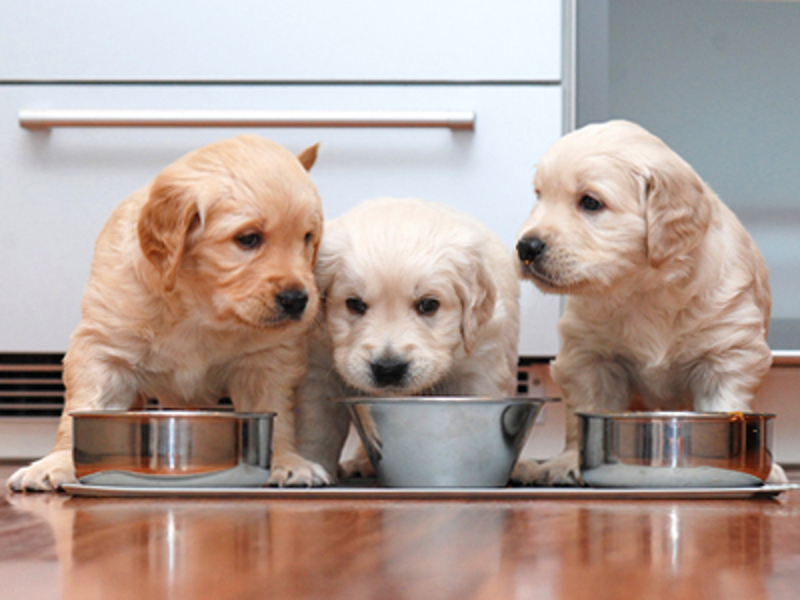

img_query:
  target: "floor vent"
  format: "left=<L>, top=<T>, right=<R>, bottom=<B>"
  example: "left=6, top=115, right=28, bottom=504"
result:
left=0, top=353, right=65, bottom=417
left=0, top=353, right=238, bottom=417
left=0, top=353, right=556, bottom=417
left=516, top=357, right=556, bottom=398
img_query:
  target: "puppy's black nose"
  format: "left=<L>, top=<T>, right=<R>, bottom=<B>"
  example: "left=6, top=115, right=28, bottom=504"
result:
left=516, top=237, right=547, bottom=264
left=276, top=288, right=309, bottom=319
left=371, top=358, right=409, bottom=388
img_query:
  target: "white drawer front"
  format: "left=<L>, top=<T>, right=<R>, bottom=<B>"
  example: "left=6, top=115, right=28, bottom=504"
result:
left=0, top=1, right=561, bottom=83
left=1, top=84, right=561, bottom=355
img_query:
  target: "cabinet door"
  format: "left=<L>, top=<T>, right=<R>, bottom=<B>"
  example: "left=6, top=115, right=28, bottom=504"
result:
left=1, top=84, right=561, bottom=354
left=0, top=1, right=561, bottom=83
left=755, top=365, right=800, bottom=463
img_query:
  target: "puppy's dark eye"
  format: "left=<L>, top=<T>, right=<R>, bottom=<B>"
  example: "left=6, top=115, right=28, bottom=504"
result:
left=579, top=195, right=604, bottom=212
left=346, top=297, right=367, bottom=316
left=235, top=232, right=263, bottom=250
left=304, top=232, right=313, bottom=245
left=415, top=297, right=440, bottom=316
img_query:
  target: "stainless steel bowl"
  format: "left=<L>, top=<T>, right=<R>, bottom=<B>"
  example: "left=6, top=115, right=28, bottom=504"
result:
left=72, top=410, right=274, bottom=485
left=579, top=412, right=776, bottom=488
left=340, top=397, right=552, bottom=488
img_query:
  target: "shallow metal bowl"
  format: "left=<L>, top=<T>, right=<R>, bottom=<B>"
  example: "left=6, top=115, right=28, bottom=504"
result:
left=579, top=412, right=776, bottom=488
left=340, top=397, right=552, bottom=488
left=72, top=410, right=274, bottom=485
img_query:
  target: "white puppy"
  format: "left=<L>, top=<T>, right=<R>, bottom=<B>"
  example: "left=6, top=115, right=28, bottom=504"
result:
left=297, top=197, right=521, bottom=480
left=9, top=135, right=329, bottom=491
left=514, top=120, right=782, bottom=485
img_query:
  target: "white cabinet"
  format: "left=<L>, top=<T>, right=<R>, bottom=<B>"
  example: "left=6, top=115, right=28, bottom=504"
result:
left=1, top=84, right=563, bottom=353
left=0, top=1, right=561, bottom=82
left=0, top=1, right=565, bottom=357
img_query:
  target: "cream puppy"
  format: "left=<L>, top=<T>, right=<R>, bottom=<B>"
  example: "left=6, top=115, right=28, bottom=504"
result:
left=514, top=120, right=782, bottom=485
left=297, top=197, right=521, bottom=480
left=9, top=135, right=328, bottom=491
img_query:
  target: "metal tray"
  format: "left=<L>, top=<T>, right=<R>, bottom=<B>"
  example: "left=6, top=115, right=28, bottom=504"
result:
left=62, top=481, right=798, bottom=500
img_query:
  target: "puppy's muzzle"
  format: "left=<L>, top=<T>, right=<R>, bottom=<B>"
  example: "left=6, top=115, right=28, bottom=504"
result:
left=516, top=236, right=547, bottom=266
left=275, top=288, right=309, bottom=320
left=370, top=357, right=409, bottom=388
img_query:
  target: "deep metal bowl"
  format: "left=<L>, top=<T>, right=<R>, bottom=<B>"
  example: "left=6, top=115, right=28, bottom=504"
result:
left=579, top=412, right=776, bottom=488
left=340, top=397, right=552, bottom=488
left=71, top=410, right=274, bottom=485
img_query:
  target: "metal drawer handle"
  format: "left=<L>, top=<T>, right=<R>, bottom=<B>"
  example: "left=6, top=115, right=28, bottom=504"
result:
left=19, top=109, right=475, bottom=131
left=772, top=351, right=800, bottom=366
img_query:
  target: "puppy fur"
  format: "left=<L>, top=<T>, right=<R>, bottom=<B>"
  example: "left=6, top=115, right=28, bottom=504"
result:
left=9, top=135, right=328, bottom=491
left=514, top=120, right=782, bottom=485
left=296, top=197, right=521, bottom=481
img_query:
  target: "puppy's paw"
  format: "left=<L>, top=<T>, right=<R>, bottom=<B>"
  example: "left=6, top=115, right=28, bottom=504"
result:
left=7, top=450, right=75, bottom=492
left=268, top=453, right=334, bottom=487
left=339, top=457, right=376, bottom=479
left=767, top=462, right=789, bottom=485
left=511, top=450, right=584, bottom=487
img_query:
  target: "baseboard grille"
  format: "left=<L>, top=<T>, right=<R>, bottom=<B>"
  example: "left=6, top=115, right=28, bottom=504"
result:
left=0, top=353, right=65, bottom=417
left=0, top=353, right=556, bottom=418
left=516, top=357, right=557, bottom=397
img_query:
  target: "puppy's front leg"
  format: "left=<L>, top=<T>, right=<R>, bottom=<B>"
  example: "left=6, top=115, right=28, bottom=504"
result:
left=338, top=443, right=377, bottom=479
left=7, top=347, right=140, bottom=492
left=690, top=350, right=769, bottom=415
left=7, top=413, right=76, bottom=492
left=269, top=399, right=333, bottom=487
left=690, top=347, right=787, bottom=483
left=231, top=346, right=332, bottom=487
left=512, top=352, right=631, bottom=486
left=296, top=351, right=352, bottom=483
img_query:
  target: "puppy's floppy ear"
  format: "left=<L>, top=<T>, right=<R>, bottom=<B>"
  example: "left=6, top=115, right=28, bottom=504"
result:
left=454, top=253, right=497, bottom=354
left=312, top=222, right=342, bottom=314
left=297, top=143, right=320, bottom=172
left=138, top=174, right=201, bottom=292
left=313, top=252, right=338, bottom=300
left=644, top=155, right=712, bottom=268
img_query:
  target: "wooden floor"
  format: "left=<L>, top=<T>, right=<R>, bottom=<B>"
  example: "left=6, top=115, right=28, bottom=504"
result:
left=2, top=465, right=800, bottom=600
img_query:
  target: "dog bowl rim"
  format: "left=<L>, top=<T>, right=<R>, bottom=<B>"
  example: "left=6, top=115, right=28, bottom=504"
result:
left=69, top=410, right=277, bottom=420
left=576, top=411, right=776, bottom=421
left=335, top=396, right=559, bottom=406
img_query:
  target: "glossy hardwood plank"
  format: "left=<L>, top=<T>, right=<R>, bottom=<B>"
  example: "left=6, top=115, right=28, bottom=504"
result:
left=2, top=465, right=800, bottom=600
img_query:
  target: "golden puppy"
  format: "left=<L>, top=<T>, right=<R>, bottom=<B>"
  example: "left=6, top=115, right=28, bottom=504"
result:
left=296, top=197, right=521, bottom=480
left=513, top=120, right=783, bottom=485
left=9, top=135, right=328, bottom=491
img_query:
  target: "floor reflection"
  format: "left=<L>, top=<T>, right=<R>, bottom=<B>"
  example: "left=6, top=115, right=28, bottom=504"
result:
left=377, top=505, right=511, bottom=599
left=0, top=493, right=63, bottom=600
left=577, top=503, right=771, bottom=574
left=496, top=500, right=778, bottom=599
left=6, top=493, right=516, bottom=599
left=8, top=493, right=280, bottom=598
left=5, top=490, right=792, bottom=600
